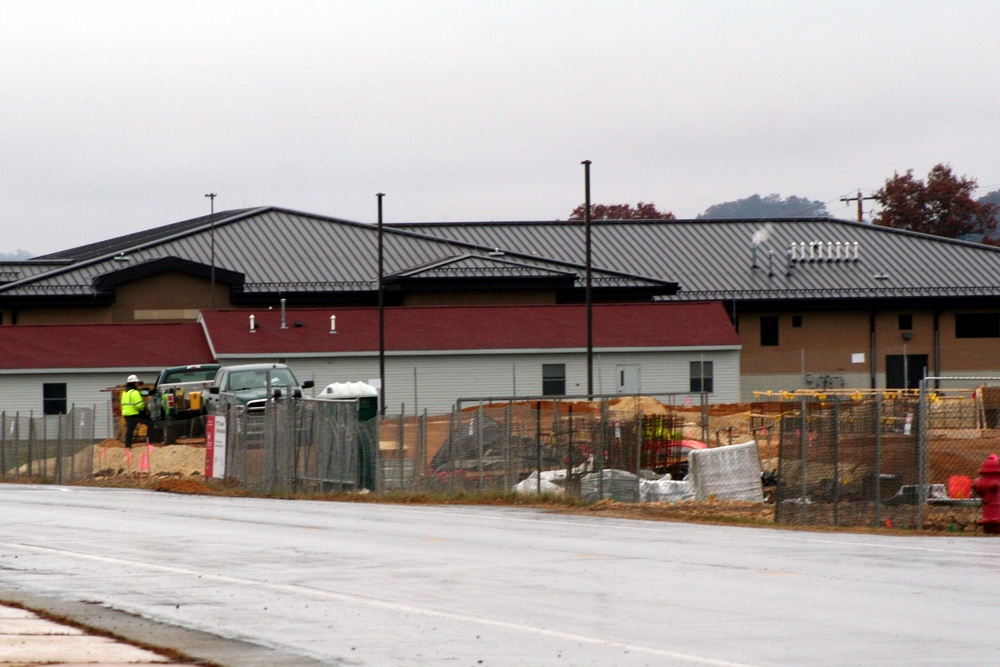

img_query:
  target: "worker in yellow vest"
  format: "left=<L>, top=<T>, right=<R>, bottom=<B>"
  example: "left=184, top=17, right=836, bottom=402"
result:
left=121, top=374, right=152, bottom=449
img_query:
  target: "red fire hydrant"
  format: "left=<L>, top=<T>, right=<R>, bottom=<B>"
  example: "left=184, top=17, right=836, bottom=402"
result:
left=973, top=454, right=1000, bottom=534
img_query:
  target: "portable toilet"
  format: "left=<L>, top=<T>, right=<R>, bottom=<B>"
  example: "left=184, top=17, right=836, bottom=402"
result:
left=318, top=381, right=379, bottom=490
left=319, top=381, right=379, bottom=420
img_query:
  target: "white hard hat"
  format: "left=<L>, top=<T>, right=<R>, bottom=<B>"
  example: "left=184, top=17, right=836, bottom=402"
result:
left=127, top=374, right=140, bottom=383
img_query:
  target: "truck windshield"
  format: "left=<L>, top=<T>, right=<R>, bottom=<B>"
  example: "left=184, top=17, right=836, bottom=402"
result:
left=229, top=369, right=297, bottom=391
left=162, top=368, right=218, bottom=383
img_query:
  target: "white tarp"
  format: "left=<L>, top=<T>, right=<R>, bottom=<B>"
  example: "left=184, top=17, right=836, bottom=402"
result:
left=513, top=470, right=565, bottom=496
left=641, top=477, right=695, bottom=503
left=687, top=441, right=764, bottom=502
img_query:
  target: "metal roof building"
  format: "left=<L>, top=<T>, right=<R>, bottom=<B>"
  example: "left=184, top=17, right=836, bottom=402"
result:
left=3, top=206, right=1000, bottom=397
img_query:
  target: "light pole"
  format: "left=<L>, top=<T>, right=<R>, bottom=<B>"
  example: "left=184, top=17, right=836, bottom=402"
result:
left=377, top=192, right=386, bottom=417
left=582, top=160, right=593, bottom=398
left=205, top=193, right=217, bottom=309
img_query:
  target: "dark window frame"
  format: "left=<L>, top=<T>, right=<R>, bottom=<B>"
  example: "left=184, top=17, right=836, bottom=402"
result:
left=956, top=313, right=1000, bottom=339
left=542, top=363, right=566, bottom=396
left=43, top=382, right=67, bottom=416
left=760, top=316, right=779, bottom=346
left=689, top=360, right=714, bottom=393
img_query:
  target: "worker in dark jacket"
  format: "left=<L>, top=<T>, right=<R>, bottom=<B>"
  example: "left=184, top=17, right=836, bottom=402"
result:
left=121, top=374, right=152, bottom=449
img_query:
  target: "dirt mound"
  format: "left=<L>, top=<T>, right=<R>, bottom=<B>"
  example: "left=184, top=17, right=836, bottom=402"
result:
left=152, top=478, right=217, bottom=495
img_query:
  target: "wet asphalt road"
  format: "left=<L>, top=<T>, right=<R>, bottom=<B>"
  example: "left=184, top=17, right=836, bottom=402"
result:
left=0, top=484, right=998, bottom=666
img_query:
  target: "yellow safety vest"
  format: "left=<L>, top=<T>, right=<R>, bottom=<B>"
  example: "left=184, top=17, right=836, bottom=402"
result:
left=121, top=388, right=145, bottom=416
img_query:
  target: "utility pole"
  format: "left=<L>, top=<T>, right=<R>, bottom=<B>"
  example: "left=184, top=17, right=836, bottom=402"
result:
left=377, top=192, right=386, bottom=417
left=582, top=160, right=593, bottom=399
left=205, top=193, right=217, bottom=309
left=840, top=190, right=878, bottom=223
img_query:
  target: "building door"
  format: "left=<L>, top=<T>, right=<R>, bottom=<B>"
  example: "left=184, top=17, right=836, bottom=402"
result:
left=616, top=365, right=641, bottom=393
left=886, top=354, right=928, bottom=389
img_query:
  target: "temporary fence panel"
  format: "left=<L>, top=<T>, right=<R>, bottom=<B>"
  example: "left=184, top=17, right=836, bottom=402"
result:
left=0, top=406, right=98, bottom=483
left=766, top=392, right=922, bottom=528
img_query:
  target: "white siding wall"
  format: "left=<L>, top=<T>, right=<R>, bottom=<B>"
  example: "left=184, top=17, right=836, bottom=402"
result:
left=221, top=348, right=741, bottom=415
left=0, top=371, right=131, bottom=439
left=0, top=349, right=740, bottom=438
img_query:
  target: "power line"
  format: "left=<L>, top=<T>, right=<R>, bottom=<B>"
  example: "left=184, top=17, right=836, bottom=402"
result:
left=840, top=190, right=878, bottom=222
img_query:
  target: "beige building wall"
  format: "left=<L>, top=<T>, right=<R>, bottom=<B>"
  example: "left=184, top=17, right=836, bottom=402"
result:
left=114, top=272, right=231, bottom=322
left=739, top=306, right=1000, bottom=399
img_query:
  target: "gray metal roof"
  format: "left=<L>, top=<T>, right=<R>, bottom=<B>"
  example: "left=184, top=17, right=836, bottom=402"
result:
left=0, top=207, right=669, bottom=299
left=8, top=208, right=998, bottom=304
left=391, top=218, right=1000, bottom=302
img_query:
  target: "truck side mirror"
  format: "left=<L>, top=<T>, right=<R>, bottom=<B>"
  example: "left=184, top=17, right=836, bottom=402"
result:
left=301, top=380, right=314, bottom=389
left=273, top=388, right=282, bottom=399
left=209, top=386, right=220, bottom=395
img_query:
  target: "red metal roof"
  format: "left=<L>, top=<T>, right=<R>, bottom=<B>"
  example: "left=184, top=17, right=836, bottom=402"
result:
left=0, top=323, right=215, bottom=371
left=200, top=302, right=740, bottom=355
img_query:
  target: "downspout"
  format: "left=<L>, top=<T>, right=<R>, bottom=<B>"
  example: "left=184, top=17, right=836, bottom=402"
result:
left=869, top=310, right=877, bottom=389
left=933, top=310, right=941, bottom=389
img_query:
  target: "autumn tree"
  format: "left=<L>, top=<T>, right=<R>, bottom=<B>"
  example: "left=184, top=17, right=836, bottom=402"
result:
left=569, top=202, right=675, bottom=221
left=697, top=194, right=829, bottom=219
left=873, top=164, right=997, bottom=240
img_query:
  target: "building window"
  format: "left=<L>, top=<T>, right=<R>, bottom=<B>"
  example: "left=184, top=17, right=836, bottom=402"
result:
left=542, top=363, right=566, bottom=396
left=899, top=314, right=913, bottom=330
left=43, top=383, right=67, bottom=415
left=792, top=315, right=802, bottom=328
left=956, top=313, right=1000, bottom=338
left=760, top=316, right=779, bottom=346
left=690, top=361, right=714, bottom=393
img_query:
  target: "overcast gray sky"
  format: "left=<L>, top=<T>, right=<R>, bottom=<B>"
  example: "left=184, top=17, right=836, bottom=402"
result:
left=3, top=0, right=999, bottom=255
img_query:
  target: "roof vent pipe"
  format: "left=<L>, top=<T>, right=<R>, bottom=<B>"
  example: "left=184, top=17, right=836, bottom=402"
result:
left=280, top=298, right=288, bottom=329
left=250, top=314, right=256, bottom=333
left=786, top=247, right=795, bottom=276
left=767, top=249, right=774, bottom=277
left=751, top=245, right=758, bottom=269
left=329, top=314, right=337, bottom=334
left=826, top=242, right=833, bottom=260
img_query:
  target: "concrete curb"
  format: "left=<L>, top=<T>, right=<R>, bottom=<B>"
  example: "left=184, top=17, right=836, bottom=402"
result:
left=0, top=588, right=331, bottom=667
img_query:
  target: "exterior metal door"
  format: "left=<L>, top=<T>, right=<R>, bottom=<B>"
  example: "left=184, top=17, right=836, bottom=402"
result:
left=616, top=365, right=641, bottom=393
left=886, top=354, right=928, bottom=389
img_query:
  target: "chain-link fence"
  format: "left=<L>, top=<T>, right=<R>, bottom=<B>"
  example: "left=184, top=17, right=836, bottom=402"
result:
left=0, top=407, right=99, bottom=483
left=219, top=397, right=377, bottom=494
left=6, top=384, right=997, bottom=533
left=374, top=393, right=715, bottom=501
left=757, top=379, right=1000, bottom=530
